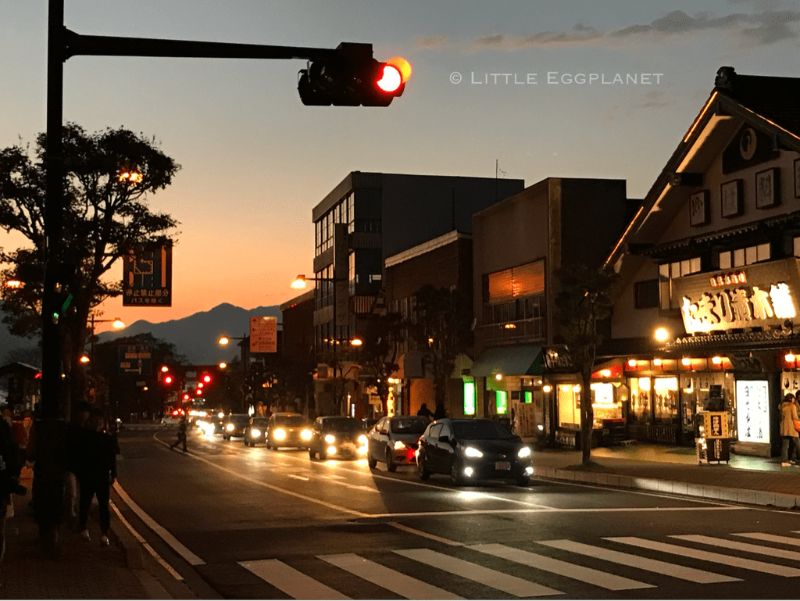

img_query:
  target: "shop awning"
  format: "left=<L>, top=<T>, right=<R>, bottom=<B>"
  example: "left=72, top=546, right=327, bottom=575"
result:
left=470, top=345, right=543, bottom=377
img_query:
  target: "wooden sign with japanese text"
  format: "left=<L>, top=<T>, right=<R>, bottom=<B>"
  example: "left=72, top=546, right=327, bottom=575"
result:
left=122, top=241, right=173, bottom=306
left=250, top=316, right=277, bottom=353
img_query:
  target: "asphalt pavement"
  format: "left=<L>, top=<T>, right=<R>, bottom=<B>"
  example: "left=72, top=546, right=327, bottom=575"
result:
left=4, top=425, right=800, bottom=599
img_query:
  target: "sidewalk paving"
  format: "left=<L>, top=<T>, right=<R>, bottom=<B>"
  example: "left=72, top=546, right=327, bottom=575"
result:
left=0, top=468, right=169, bottom=600
left=533, top=442, right=800, bottom=509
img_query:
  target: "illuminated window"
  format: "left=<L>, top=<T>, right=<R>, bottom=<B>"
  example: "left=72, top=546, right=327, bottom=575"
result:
left=659, top=257, right=701, bottom=309
left=495, top=390, right=508, bottom=415
left=719, top=244, right=770, bottom=269
left=463, top=381, right=476, bottom=416
left=524, top=390, right=533, bottom=404
left=486, top=260, right=545, bottom=303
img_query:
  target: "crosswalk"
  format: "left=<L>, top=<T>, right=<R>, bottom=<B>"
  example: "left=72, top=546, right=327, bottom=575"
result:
left=236, top=530, right=800, bottom=599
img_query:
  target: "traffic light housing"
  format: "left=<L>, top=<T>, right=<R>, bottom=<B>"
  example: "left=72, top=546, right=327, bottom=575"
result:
left=298, top=43, right=408, bottom=107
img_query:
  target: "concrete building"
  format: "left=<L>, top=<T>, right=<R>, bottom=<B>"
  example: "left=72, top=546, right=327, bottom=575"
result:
left=469, top=178, right=636, bottom=444
left=606, top=67, right=800, bottom=456
left=309, top=171, right=524, bottom=416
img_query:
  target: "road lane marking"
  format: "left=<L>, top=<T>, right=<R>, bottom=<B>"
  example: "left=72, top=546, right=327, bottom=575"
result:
left=539, top=539, right=738, bottom=584
left=320, top=553, right=459, bottom=599
left=393, top=548, right=562, bottom=597
left=109, top=501, right=185, bottom=581
left=671, top=534, right=800, bottom=562
left=388, top=522, right=464, bottom=546
left=735, top=532, right=800, bottom=547
left=469, top=543, right=653, bottom=591
left=113, top=482, right=206, bottom=566
left=288, top=474, right=309, bottom=481
left=607, top=537, right=800, bottom=577
left=240, top=559, right=349, bottom=600
left=368, top=506, right=745, bottom=518
left=152, top=433, right=369, bottom=518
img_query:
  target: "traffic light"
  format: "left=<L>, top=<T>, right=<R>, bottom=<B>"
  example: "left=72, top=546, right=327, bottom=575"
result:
left=298, top=43, right=409, bottom=107
left=163, top=374, right=174, bottom=386
left=202, top=374, right=212, bottom=384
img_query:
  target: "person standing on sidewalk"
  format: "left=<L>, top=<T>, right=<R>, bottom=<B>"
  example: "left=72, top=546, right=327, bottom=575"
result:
left=169, top=413, right=188, bottom=452
left=0, top=407, right=22, bottom=563
left=74, top=409, right=117, bottom=546
left=779, top=393, right=800, bottom=467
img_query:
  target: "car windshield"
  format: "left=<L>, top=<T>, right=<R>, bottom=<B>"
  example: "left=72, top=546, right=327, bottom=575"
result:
left=228, top=415, right=249, bottom=424
left=275, top=415, right=306, bottom=426
left=452, top=420, right=515, bottom=440
left=251, top=418, right=268, bottom=426
left=391, top=417, right=428, bottom=434
left=323, top=417, right=360, bottom=432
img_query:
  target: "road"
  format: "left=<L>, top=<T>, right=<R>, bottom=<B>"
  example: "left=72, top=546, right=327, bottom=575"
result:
left=113, top=427, right=800, bottom=599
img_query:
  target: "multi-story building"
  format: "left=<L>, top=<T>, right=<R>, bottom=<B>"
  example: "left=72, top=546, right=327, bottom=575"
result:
left=310, top=171, right=524, bottom=415
left=469, top=178, right=636, bottom=442
left=606, top=67, right=800, bottom=456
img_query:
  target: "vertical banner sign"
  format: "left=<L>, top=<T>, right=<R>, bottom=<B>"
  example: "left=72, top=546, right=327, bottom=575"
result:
left=122, top=241, right=173, bottom=306
left=250, top=316, right=277, bottom=353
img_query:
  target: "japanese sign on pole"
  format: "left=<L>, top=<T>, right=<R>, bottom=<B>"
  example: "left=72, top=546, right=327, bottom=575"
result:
left=122, top=241, right=173, bottom=306
left=250, top=316, right=277, bottom=353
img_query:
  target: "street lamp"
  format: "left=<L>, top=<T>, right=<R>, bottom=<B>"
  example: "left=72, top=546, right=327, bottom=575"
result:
left=88, top=314, right=125, bottom=366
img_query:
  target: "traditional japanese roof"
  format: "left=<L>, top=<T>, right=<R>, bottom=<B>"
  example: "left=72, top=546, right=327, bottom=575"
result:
left=605, top=66, right=800, bottom=270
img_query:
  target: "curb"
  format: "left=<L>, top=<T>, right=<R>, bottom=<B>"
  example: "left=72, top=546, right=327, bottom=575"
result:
left=534, top=466, right=800, bottom=509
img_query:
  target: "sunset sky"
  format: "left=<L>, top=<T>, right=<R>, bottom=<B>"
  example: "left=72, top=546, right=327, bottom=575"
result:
left=1, top=0, right=798, bottom=331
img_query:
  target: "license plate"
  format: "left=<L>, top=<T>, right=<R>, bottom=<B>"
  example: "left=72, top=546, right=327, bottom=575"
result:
left=495, top=461, right=511, bottom=471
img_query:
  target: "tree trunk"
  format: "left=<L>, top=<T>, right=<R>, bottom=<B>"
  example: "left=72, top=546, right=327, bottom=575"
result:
left=581, top=368, right=594, bottom=466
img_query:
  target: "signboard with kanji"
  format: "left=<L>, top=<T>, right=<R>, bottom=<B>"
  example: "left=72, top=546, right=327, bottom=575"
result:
left=122, top=241, right=173, bottom=306
left=702, top=411, right=730, bottom=439
left=250, top=316, right=277, bottom=353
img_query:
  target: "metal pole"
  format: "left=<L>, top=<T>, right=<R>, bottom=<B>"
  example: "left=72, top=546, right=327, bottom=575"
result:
left=42, top=0, right=65, bottom=420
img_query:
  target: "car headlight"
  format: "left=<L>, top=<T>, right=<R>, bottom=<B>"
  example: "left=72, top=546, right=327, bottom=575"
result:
left=218, top=411, right=225, bottom=419
left=324, top=434, right=336, bottom=444
left=300, top=428, right=312, bottom=441
left=225, top=423, right=234, bottom=432
left=274, top=428, right=287, bottom=441
left=463, top=446, right=483, bottom=458
left=517, top=446, right=532, bottom=459
left=358, top=434, right=368, bottom=445
left=250, top=428, right=262, bottom=438
left=393, top=440, right=406, bottom=450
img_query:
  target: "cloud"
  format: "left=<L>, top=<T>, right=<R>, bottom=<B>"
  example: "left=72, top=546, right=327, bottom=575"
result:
left=416, top=35, right=449, bottom=50
left=469, top=9, right=800, bottom=50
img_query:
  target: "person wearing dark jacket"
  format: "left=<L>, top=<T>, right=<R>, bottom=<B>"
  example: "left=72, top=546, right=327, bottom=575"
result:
left=74, top=410, right=117, bottom=546
left=0, top=411, right=22, bottom=562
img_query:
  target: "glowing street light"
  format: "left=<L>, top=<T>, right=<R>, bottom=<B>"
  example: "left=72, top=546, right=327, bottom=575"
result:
left=653, top=327, right=670, bottom=343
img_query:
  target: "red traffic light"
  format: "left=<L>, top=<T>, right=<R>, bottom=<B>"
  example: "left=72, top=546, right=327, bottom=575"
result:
left=163, top=375, right=174, bottom=385
left=376, top=64, right=402, bottom=93
left=202, top=374, right=212, bottom=384
left=182, top=393, right=190, bottom=401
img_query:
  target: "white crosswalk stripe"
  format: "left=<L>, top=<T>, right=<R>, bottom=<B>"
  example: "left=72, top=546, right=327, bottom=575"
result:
left=607, top=537, right=800, bottom=577
left=394, top=547, right=563, bottom=597
left=320, top=553, right=460, bottom=599
left=239, top=559, right=350, bottom=599
left=469, top=543, right=654, bottom=591
left=671, top=534, right=800, bottom=563
left=735, top=532, right=800, bottom=547
left=238, top=531, right=800, bottom=599
left=539, top=539, right=738, bottom=584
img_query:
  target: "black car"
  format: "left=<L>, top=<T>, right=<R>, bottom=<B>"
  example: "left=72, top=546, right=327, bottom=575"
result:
left=243, top=417, right=269, bottom=447
left=416, top=418, right=533, bottom=486
left=222, top=413, right=250, bottom=440
left=308, top=416, right=368, bottom=460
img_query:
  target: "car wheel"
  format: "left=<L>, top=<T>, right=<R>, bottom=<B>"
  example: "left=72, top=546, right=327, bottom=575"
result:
left=319, top=449, right=327, bottom=461
left=417, top=455, right=431, bottom=481
left=516, top=476, right=530, bottom=487
left=308, top=448, right=316, bottom=460
left=385, top=448, right=397, bottom=472
left=223, top=435, right=229, bottom=441
left=368, top=454, right=377, bottom=469
left=450, top=461, right=464, bottom=486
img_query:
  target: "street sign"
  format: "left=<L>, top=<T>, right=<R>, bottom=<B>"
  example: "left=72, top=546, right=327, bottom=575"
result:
left=702, top=411, right=730, bottom=439
left=122, top=241, right=173, bottom=306
left=250, top=316, right=277, bottom=353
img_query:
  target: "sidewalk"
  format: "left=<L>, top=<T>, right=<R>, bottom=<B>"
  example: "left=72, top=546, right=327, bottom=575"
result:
left=533, top=442, right=800, bottom=509
left=0, top=468, right=169, bottom=599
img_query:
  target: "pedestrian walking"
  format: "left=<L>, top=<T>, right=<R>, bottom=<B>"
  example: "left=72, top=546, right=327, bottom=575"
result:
left=74, top=410, right=117, bottom=546
left=416, top=403, right=433, bottom=421
left=779, top=393, right=800, bottom=467
left=170, top=413, right=188, bottom=452
left=65, top=402, right=92, bottom=526
left=0, top=407, right=23, bottom=563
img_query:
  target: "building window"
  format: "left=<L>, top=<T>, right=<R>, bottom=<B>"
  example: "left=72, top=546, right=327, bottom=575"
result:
left=658, top=257, right=701, bottom=309
left=719, top=243, right=770, bottom=269
left=495, top=390, right=508, bottom=415
left=463, top=381, right=476, bottom=416
left=486, top=260, right=545, bottom=303
left=634, top=279, right=659, bottom=309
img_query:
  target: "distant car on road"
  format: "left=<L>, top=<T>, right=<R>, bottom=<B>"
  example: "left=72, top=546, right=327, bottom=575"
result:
left=367, top=415, right=429, bottom=472
left=308, top=416, right=367, bottom=460
left=265, top=412, right=312, bottom=450
left=416, top=418, right=533, bottom=486
left=243, top=417, right=269, bottom=447
left=222, top=413, right=250, bottom=440
left=160, top=410, right=184, bottom=428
